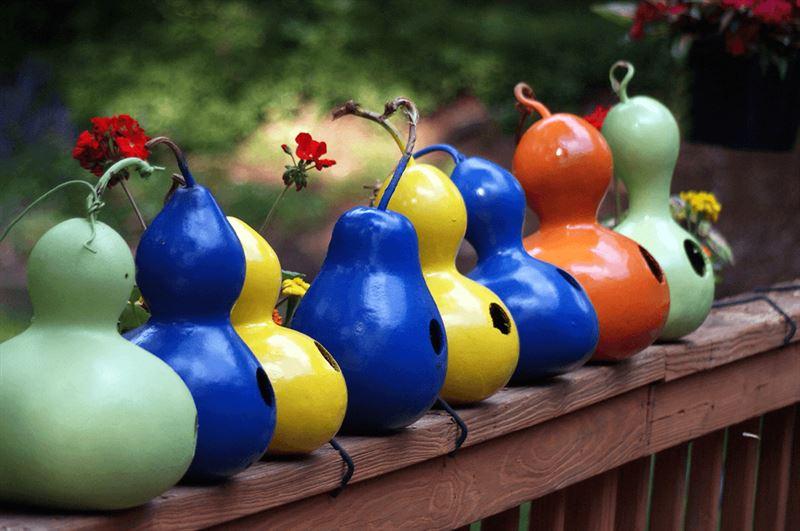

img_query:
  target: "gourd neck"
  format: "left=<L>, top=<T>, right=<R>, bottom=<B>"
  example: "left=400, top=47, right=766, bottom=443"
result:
left=624, top=172, right=672, bottom=218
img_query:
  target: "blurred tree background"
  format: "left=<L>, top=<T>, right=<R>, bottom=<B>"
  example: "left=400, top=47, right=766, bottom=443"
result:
left=2, top=0, right=796, bottom=340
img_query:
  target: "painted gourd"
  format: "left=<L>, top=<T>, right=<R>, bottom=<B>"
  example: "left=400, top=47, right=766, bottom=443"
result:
left=603, top=63, right=714, bottom=340
left=228, top=217, right=348, bottom=454
left=415, top=145, right=599, bottom=382
left=375, top=158, right=519, bottom=404
left=0, top=218, right=197, bottom=509
left=513, top=88, right=670, bottom=361
left=291, top=155, right=447, bottom=433
left=125, top=166, right=275, bottom=480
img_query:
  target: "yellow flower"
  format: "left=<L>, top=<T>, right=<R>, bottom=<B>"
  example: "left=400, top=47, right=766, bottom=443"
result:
left=679, top=190, right=721, bottom=222
left=282, top=277, right=310, bottom=298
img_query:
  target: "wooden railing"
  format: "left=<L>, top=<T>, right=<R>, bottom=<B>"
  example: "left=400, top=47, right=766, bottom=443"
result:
left=2, top=281, right=799, bottom=530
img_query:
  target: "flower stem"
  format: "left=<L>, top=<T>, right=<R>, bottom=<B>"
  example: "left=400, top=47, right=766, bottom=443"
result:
left=259, top=183, right=292, bottom=235
left=119, top=178, right=147, bottom=230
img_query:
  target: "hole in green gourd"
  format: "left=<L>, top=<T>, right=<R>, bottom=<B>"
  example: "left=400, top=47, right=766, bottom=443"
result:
left=638, top=245, right=665, bottom=284
left=684, top=239, right=707, bottom=277
left=125, top=273, right=129, bottom=279
left=314, top=341, right=341, bottom=372
left=489, top=303, right=512, bottom=335
left=429, top=319, right=444, bottom=355
left=556, top=268, right=583, bottom=292
left=256, top=367, right=275, bottom=407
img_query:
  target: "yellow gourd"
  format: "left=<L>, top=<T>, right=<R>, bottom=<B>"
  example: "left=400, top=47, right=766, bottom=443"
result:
left=376, top=160, right=519, bottom=404
left=228, top=217, right=348, bottom=454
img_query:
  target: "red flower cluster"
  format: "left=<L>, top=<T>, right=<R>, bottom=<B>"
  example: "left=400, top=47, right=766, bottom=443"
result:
left=72, top=115, right=150, bottom=181
left=280, top=132, right=336, bottom=191
left=629, top=1, right=686, bottom=40
left=630, top=0, right=797, bottom=44
left=292, top=132, right=336, bottom=170
left=584, top=105, right=610, bottom=131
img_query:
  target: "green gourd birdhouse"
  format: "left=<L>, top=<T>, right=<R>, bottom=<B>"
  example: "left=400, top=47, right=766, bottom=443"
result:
left=604, top=62, right=715, bottom=340
left=0, top=170, right=197, bottom=510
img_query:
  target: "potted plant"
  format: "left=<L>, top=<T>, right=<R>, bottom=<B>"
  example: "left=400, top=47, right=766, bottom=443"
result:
left=594, top=0, right=800, bottom=151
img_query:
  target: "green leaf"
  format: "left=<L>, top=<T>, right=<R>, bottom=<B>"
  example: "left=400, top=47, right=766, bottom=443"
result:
left=591, top=2, right=637, bottom=26
left=281, top=269, right=306, bottom=281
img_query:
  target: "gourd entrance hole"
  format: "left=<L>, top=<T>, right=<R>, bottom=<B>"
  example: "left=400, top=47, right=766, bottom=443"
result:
left=556, top=268, right=583, bottom=292
left=638, top=246, right=665, bottom=284
left=315, top=341, right=341, bottom=372
left=489, top=303, right=512, bottom=335
left=256, top=367, right=275, bottom=407
left=684, top=239, right=706, bottom=277
left=429, top=319, right=444, bottom=355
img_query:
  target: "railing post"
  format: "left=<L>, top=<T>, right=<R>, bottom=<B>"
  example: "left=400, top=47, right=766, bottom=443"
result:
left=614, top=456, right=651, bottom=531
left=649, top=443, right=689, bottom=531
left=720, top=417, right=762, bottom=531
left=754, top=406, right=796, bottom=531
left=685, top=430, right=726, bottom=531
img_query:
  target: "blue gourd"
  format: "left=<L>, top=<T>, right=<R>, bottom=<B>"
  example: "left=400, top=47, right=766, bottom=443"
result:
left=415, top=145, right=599, bottom=382
left=291, top=109, right=447, bottom=433
left=125, top=142, right=275, bottom=480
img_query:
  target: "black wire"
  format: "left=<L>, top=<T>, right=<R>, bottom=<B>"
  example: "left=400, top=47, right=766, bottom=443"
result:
left=436, top=397, right=468, bottom=457
left=712, top=291, right=797, bottom=345
left=328, top=438, right=354, bottom=498
left=754, top=284, right=800, bottom=293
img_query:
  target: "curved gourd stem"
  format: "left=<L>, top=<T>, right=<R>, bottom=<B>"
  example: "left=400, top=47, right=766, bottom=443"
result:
left=0, top=180, right=103, bottom=252
left=514, top=82, right=552, bottom=119
left=413, top=144, right=466, bottom=164
left=332, top=97, right=419, bottom=211
left=610, top=60, right=635, bottom=103
left=328, top=438, right=355, bottom=498
left=145, top=136, right=197, bottom=187
left=513, top=82, right=552, bottom=145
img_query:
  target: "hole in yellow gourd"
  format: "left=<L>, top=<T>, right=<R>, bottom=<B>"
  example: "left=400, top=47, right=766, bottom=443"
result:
left=429, top=319, right=444, bottom=355
left=683, top=239, right=707, bottom=277
left=314, top=341, right=341, bottom=372
left=489, top=303, right=512, bottom=335
left=638, top=245, right=665, bottom=283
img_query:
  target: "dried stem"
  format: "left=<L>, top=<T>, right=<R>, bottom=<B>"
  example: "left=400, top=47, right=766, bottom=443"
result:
left=119, top=178, right=147, bottom=230
left=331, top=97, right=419, bottom=210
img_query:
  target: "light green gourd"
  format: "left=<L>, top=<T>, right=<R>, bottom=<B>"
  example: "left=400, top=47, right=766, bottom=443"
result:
left=604, top=62, right=715, bottom=340
left=0, top=168, right=197, bottom=510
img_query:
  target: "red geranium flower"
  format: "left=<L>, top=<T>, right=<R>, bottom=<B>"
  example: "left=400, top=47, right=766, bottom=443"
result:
left=72, top=114, right=150, bottom=185
left=584, top=105, right=611, bottom=130
left=752, top=0, right=793, bottom=23
left=629, top=1, right=688, bottom=39
left=280, top=132, right=336, bottom=191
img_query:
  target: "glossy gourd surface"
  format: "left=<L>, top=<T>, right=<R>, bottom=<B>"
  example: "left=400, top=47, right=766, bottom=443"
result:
left=604, top=94, right=714, bottom=339
left=514, top=112, right=670, bottom=361
left=229, top=217, right=347, bottom=454
left=0, top=219, right=197, bottom=509
left=125, top=183, right=275, bottom=480
left=440, top=150, right=599, bottom=381
left=376, top=159, right=519, bottom=404
left=292, top=206, right=447, bottom=433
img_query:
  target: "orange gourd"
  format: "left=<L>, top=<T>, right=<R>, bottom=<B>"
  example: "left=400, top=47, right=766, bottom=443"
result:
left=512, top=85, right=670, bottom=361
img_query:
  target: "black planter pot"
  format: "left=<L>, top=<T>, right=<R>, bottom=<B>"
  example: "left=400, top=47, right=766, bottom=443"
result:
left=689, top=38, right=800, bottom=151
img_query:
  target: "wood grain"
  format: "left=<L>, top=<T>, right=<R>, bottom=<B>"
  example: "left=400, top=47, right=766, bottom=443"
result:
left=684, top=429, right=725, bottom=531
left=648, top=342, right=800, bottom=453
left=649, top=443, right=688, bottom=531
left=217, top=390, right=649, bottom=530
left=614, top=456, right=651, bottom=531
left=720, top=417, right=761, bottom=531
left=753, top=405, right=796, bottom=531
left=529, top=490, right=566, bottom=531
left=662, top=283, right=800, bottom=381
left=563, top=470, right=618, bottom=531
